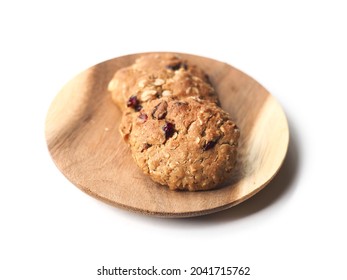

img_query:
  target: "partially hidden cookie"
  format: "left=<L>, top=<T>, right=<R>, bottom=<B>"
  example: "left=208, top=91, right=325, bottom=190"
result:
left=108, top=53, right=239, bottom=191
left=108, top=53, right=217, bottom=110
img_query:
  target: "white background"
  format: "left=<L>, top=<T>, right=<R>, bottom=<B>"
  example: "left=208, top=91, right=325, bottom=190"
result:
left=1, top=1, right=346, bottom=279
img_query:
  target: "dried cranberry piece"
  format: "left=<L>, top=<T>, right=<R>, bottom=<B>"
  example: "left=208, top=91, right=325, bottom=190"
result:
left=166, top=63, right=182, bottom=71
left=203, top=140, right=217, bottom=151
left=138, top=113, right=148, bottom=123
left=135, top=104, right=142, bottom=112
left=127, top=95, right=142, bottom=111
left=127, top=95, right=138, bottom=108
left=162, top=122, right=175, bottom=139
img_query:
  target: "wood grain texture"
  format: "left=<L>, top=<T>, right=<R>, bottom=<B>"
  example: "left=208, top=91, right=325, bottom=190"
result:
left=45, top=53, right=289, bottom=217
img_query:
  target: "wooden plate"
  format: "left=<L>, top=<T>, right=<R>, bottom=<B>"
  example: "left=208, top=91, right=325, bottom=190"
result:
left=45, top=52, right=289, bottom=217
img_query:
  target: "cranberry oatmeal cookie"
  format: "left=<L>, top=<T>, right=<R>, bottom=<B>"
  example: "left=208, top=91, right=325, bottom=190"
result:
left=108, top=53, right=239, bottom=191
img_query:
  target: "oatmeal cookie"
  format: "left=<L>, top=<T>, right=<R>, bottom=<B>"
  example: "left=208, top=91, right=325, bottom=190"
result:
left=108, top=53, right=217, bottom=111
left=108, top=53, right=239, bottom=191
left=121, top=97, right=239, bottom=191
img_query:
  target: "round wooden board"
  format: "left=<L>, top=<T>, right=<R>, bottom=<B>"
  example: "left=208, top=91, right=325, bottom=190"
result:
left=45, top=52, right=289, bottom=217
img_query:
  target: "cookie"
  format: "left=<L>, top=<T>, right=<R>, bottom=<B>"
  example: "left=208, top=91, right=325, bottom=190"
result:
left=121, top=97, right=239, bottom=191
left=108, top=53, right=217, bottom=111
left=108, top=53, right=239, bottom=191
